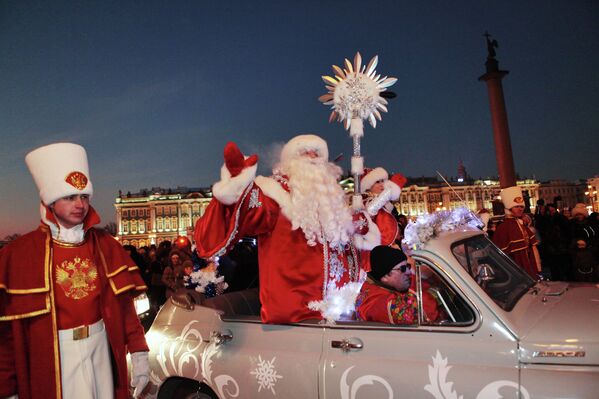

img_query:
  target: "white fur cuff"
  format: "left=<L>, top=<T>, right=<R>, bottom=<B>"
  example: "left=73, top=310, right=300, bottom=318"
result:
left=212, top=163, right=258, bottom=205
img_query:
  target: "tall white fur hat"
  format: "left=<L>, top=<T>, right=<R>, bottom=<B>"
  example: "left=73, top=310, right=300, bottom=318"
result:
left=25, top=143, right=93, bottom=205
left=360, top=167, right=388, bottom=193
left=500, top=186, right=524, bottom=210
left=280, top=134, right=329, bottom=164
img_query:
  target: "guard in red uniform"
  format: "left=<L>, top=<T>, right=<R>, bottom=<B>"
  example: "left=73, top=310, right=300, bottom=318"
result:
left=356, top=246, right=439, bottom=324
left=493, top=186, right=541, bottom=279
left=0, top=143, right=149, bottom=399
left=194, top=135, right=380, bottom=323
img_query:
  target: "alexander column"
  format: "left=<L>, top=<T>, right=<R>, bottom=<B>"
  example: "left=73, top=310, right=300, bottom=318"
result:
left=478, top=32, right=516, bottom=189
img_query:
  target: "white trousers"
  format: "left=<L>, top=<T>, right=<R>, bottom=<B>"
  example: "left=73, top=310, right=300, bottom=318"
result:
left=58, top=319, right=115, bottom=399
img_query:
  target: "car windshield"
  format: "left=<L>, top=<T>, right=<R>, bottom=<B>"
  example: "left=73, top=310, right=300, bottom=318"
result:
left=451, top=235, right=535, bottom=311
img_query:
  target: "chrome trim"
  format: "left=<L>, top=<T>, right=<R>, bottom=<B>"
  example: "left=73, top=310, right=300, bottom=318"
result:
left=331, top=338, right=363, bottom=352
left=412, top=253, right=484, bottom=334
left=532, top=351, right=585, bottom=358
left=211, top=330, right=233, bottom=346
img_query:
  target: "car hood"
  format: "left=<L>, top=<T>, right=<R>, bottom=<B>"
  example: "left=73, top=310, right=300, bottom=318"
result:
left=515, top=282, right=599, bottom=365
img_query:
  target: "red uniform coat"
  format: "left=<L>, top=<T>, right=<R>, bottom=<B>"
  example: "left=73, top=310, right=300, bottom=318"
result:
left=0, top=208, right=148, bottom=399
left=195, top=177, right=366, bottom=323
left=493, top=216, right=539, bottom=278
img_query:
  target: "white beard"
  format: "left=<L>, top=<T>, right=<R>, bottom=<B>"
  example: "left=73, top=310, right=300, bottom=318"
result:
left=275, top=157, right=354, bottom=247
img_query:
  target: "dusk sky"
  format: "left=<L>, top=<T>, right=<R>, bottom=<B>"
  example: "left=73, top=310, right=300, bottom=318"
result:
left=1, top=1, right=598, bottom=237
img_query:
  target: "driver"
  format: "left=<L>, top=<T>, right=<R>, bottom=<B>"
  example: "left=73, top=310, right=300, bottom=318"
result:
left=355, top=246, right=439, bottom=324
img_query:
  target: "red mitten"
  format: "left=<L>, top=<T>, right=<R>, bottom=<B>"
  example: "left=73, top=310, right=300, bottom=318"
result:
left=390, top=173, right=407, bottom=188
left=352, top=212, right=370, bottom=235
left=224, top=142, right=258, bottom=177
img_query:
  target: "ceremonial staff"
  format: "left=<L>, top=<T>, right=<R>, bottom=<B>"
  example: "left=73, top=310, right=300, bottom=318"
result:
left=319, top=52, right=397, bottom=210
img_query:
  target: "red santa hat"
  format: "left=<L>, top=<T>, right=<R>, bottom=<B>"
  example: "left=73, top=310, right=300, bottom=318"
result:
left=280, top=134, right=329, bottom=164
left=25, top=142, right=93, bottom=205
left=499, top=186, right=524, bottom=210
left=360, top=167, right=389, bottom=193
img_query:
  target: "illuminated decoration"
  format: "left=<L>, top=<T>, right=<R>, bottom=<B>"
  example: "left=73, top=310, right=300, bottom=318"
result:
left=319, top=52, right=397, bottom=135
left=403, top=208, right=483, bottom=251
left=65, top=171, right=88, bottom=190
left=184, top=269, right=228, bottom=298
left=308, top=270, right=366, bottom=324
left=175, top=235, right=190, bottom=248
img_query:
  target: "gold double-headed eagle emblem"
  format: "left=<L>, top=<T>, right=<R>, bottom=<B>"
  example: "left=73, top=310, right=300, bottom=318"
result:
left=55, top=256, right=98, bottom=299
left=64, top=171, right=88, bottom=190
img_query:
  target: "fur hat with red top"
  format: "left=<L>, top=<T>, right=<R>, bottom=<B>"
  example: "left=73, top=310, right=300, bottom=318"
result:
left=499, top=186, right=524, bottom=210
left=280, top=134, right=329, bottom=164
left=25, top=142, right=93, bottom=205
left=360, top=167, right=407, bottom=202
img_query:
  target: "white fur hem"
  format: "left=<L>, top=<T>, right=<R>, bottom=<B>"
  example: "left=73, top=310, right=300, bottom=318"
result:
left=212, top=163, right=258, bottom=205
left=353, top=212, right=381, bottom=251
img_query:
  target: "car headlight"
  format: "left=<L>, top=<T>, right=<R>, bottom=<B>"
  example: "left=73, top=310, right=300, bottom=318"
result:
left=134, top=293, right=150, bottom=315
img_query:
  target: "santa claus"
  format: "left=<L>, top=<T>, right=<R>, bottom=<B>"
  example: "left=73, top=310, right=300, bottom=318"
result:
left=194, top=134, right=380, bottom=323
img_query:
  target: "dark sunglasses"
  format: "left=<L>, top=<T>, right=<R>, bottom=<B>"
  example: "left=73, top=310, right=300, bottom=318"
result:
left=391, top=263, right=411, bottom=273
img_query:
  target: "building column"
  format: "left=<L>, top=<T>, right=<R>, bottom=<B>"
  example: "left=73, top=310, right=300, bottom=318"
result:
left=479, top=34, right=517, bottom=189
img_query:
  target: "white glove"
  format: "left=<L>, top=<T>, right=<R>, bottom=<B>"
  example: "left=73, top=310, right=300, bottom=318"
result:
left=131, top=351, right=150, bottom=398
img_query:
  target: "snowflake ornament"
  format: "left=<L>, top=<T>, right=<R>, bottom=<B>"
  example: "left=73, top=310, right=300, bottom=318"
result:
left=319, top=52, right=397, bottom=136
left=250, top=355, right=283, bottom=395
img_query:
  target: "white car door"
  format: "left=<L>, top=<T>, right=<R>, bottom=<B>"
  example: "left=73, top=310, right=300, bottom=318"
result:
left=208, top=317, right=324, bottom=398
left=321, top=260, right=521, bottom=399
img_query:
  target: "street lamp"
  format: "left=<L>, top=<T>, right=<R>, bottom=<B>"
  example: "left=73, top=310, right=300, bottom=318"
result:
left=585, top=185, right=597, bottom=212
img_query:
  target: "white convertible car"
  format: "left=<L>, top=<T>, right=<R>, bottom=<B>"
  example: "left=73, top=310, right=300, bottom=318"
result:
left=140, top=228, right=599, bottom=399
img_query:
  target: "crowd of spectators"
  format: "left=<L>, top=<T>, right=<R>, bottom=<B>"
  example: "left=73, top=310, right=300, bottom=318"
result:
left=121, top=237, right=259, bottom=311
left=533, top=201, right=599, bottom=282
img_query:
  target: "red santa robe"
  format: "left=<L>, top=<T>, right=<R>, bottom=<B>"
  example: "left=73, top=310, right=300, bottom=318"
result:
left=195, top=172, right=379, bottom=324
left=0, top=207, right=148, bottom=399
left=492, top=215, right=539, bottom=278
